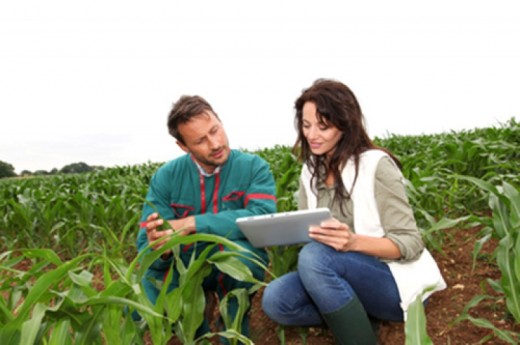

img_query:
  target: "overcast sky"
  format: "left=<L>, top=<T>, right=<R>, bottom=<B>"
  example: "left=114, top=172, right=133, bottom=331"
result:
left=1, top=0, right=518, bottom=173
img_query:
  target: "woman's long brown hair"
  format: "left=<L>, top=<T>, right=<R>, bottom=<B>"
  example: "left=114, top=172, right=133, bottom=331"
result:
left=293, top=79, right=401, bottom=213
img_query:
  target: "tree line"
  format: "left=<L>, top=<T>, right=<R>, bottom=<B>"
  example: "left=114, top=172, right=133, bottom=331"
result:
left=0, top=160, right=103, bottom=178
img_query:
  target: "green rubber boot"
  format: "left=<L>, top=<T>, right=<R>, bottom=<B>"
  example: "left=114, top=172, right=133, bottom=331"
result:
left=321, top=296, right=378, bottom=345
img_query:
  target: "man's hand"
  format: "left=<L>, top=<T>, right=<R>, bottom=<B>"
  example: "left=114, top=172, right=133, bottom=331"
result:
left=143, top=213, right=174, bottom=256
left=142, top=213, right=197, bottom=258
left=168, top=216, right=196, bottom=236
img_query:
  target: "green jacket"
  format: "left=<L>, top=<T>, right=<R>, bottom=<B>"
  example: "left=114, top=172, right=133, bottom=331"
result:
left=137, top=149, right=277, bottom=288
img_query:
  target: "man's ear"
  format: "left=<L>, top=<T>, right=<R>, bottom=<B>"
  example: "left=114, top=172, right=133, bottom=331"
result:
left=176, top=140, right=190, bottom=153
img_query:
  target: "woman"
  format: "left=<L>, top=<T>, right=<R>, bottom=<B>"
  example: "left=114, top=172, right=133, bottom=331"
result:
left=262, top=79, right=446, bottom=344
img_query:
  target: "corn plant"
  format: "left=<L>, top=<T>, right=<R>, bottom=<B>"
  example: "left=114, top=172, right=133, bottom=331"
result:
left=0, top=231, right=269, bottom=345
left=0, top=249, right=152, bottom=345
left=132, top=231, right=269, bottom=345
left=255, top=145, right=303, bottom=280
left=377, top=118, right=519, bottom=221
left=452, top=176, right=520, bottom=343
left=255, top=144, right=301, bottom=213
left=215, top=288, right=255, bottom=345
left=405, top=291, right=434, bottom=345
left=0, top=164, right=157, bottom=257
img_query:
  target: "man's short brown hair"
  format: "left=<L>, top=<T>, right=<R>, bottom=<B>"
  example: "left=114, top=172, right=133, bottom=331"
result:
left=167, top=95, right=219, bottom=144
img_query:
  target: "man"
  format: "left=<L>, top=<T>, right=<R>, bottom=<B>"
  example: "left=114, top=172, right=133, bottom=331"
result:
left=136, top=95, right=277, bottom=338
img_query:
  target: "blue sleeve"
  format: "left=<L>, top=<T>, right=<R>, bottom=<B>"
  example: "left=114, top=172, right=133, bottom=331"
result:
left=136, top=166, right=176, bottom=269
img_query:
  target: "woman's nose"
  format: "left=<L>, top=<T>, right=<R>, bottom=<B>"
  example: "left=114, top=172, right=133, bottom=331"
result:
left=306, top=126, right=318, bottom=139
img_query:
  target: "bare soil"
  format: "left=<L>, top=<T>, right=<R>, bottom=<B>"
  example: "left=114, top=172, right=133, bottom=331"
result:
left=243, top=226, right=520, bottom=345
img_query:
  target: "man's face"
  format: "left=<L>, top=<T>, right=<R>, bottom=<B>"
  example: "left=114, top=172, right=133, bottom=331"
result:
left=176, top=112, right=230, bottom=173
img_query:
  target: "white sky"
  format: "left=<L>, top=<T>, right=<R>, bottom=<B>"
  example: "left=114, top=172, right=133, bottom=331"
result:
left=1, top=0, right=518, bottom=173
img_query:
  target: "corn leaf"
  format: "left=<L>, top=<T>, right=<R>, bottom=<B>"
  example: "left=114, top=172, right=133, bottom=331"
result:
left=20, top=302, right=47, bottom=345
left=405, top=295, right=433, bottom=345
left=208, top=252, right=258, bottom=284
left=48, top=318, right=72, bottom=345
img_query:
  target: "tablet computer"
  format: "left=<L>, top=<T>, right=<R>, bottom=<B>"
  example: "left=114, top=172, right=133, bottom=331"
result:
left=236, top=208, right=332, bottom=248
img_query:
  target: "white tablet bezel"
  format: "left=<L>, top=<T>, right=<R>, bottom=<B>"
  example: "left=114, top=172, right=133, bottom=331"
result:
left=236, top=207, right=332, bottom=247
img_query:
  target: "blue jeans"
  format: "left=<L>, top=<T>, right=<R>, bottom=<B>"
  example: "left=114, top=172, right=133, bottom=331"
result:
left=262, top=242, right=404, bottom=326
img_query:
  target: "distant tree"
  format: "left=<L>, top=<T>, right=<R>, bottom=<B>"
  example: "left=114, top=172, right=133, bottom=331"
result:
left=60, top=162, right=94, bottom=174
left=33, top=170, right=49, bottom=176
left=0, top=160, right=17, bottom=178
left=50, top=168, right=58, bottom=175
left=20, top=170, right=32, bottom=176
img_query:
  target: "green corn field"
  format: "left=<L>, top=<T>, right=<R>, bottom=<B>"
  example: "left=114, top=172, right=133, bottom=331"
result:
left=1, top=118, right=519, bottom=344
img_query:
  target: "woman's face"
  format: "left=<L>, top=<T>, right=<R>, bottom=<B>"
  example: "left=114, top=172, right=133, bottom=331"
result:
left=302, top=101, right=342, bottom=157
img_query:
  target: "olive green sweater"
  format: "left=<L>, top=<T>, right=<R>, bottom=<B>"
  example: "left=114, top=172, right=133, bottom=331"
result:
left=298, top=156, right=424, bottom=261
